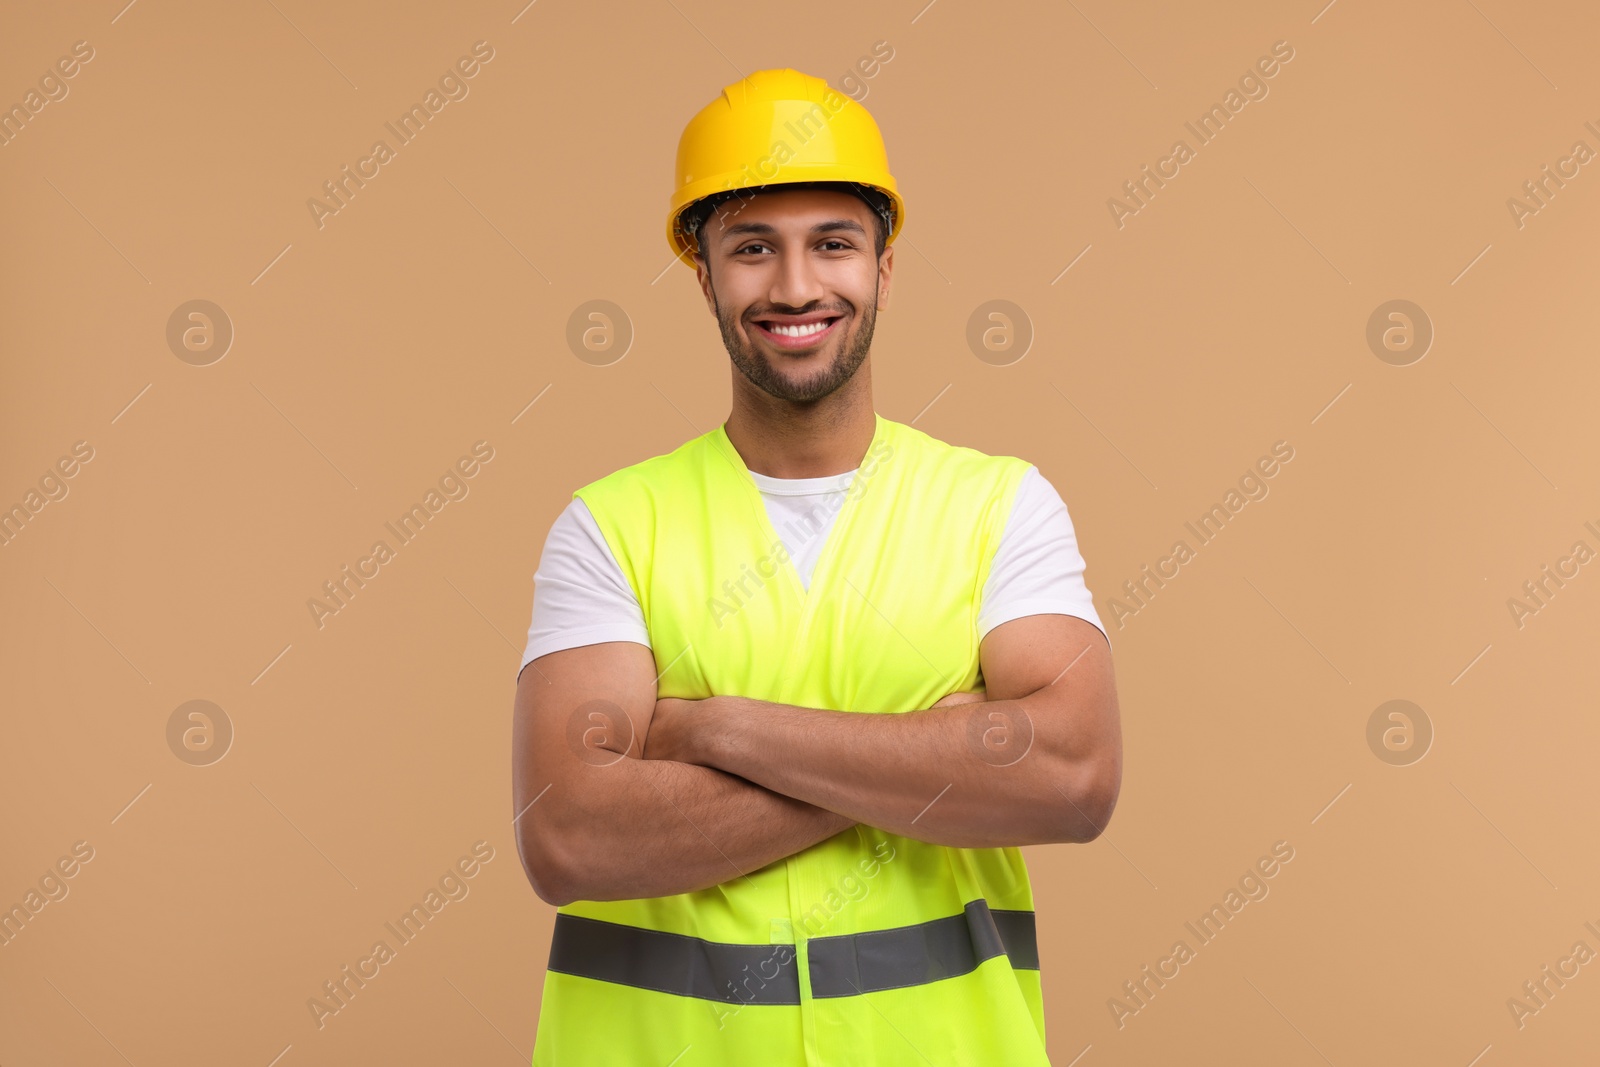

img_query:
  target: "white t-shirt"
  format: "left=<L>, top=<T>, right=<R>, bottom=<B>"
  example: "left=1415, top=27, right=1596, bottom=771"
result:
left=520, top=465, right=1107, bottom=674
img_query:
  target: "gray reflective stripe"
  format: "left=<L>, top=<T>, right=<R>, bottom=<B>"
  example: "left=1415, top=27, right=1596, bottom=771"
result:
left=992, top=908, right=1040, bottom=969
left=809, top=900, right=1037, bottom=998
left=547, top=901, right=1037, bottom=1004
left=549, top=913, right=801, bottom=1004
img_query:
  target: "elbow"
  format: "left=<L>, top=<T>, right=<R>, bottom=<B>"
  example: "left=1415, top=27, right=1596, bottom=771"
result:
left=515, top=819, right=581, bottom=907
left=1056, top=752, right=1121, bottom=844
left=529, top=866, right=578, bottom=909
left=522, top=850, right=578, bottom=908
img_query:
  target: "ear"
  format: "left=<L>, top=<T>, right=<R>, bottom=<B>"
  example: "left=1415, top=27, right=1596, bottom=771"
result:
left=694, top=254, right=717, bottom=314
left=876, top=243, right=894, bottom=311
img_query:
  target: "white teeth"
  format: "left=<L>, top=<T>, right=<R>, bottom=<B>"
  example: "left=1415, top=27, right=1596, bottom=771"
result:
left=767, top=320, right=829, bottom=338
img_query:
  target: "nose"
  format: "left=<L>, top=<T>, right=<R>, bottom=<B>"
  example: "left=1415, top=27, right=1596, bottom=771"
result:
left=767, top=244, right=826, bottom=312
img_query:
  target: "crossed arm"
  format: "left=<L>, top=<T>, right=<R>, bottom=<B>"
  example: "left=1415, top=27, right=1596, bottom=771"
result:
left=511, top=613, right=1121, bottom=907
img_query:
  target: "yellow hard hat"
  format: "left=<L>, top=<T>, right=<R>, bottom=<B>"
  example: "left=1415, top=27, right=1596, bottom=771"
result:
left=666, top=68, right=905, bottom=268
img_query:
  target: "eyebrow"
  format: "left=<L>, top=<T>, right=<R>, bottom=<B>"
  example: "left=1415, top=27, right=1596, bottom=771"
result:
left=717, top=218, right=868, bottom=246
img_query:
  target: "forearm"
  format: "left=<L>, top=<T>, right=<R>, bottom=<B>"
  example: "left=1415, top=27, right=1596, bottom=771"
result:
left=696, top=694, right=1089, bottom=848
left=531, top=756, right=853, bottom=904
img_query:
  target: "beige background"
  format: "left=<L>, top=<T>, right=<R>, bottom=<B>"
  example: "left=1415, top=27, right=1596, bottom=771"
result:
left=3, top=0, right=1597, bottom=1063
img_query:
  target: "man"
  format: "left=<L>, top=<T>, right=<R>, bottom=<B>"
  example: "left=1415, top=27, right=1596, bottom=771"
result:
left=512, top=68, right=1121, bottom=1065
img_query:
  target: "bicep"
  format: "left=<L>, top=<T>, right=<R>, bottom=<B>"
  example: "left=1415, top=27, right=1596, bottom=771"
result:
left=979, top=613, right=1113, bottom=704
left=980, top=614, right=1122, bottom=840
left=515, top=499, right=658, bottom=796
left=975, top=469, right=1119, bottom=746
left=512, top=640, right=658, bottom=902
left=513, top=639, right=659, bottom=810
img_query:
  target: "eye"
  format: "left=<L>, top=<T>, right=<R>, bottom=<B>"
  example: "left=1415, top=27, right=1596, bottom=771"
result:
left=735, top=242, right=771, bottom=255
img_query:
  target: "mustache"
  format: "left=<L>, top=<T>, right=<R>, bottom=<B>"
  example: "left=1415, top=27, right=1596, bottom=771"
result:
left=746, top=305, right=852, bottom=320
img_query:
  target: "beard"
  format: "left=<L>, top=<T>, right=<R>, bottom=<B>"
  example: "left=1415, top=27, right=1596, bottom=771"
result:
left=713, top=285, right=877, bottom=404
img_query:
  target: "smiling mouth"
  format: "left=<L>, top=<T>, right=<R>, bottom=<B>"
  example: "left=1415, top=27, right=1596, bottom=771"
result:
left=751, top=315, right=843, bottom=351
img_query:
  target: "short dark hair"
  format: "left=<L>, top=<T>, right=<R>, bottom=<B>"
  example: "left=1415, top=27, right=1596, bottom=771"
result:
left=688, top=181, right=893, bottom=262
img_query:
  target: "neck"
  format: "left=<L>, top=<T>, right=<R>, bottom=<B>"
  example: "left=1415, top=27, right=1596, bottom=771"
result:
left=724, top=362, right=876, bottom=478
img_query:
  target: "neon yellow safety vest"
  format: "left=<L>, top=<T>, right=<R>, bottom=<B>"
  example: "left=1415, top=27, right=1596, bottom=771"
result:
left=532, top=413, right=1051, bottom=1066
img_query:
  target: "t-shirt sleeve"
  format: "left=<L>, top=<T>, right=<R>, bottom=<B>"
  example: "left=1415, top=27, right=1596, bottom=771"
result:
left=519, top=497, right=652, bottom=678
left=978, top=465, right=1110, bottom=651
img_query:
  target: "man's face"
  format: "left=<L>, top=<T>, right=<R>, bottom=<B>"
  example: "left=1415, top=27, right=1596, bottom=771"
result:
left=694, top=188, right=893, bottom=404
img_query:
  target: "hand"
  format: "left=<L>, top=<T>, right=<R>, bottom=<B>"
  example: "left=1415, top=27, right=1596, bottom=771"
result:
left=932, top=688, right=986, bottom=708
